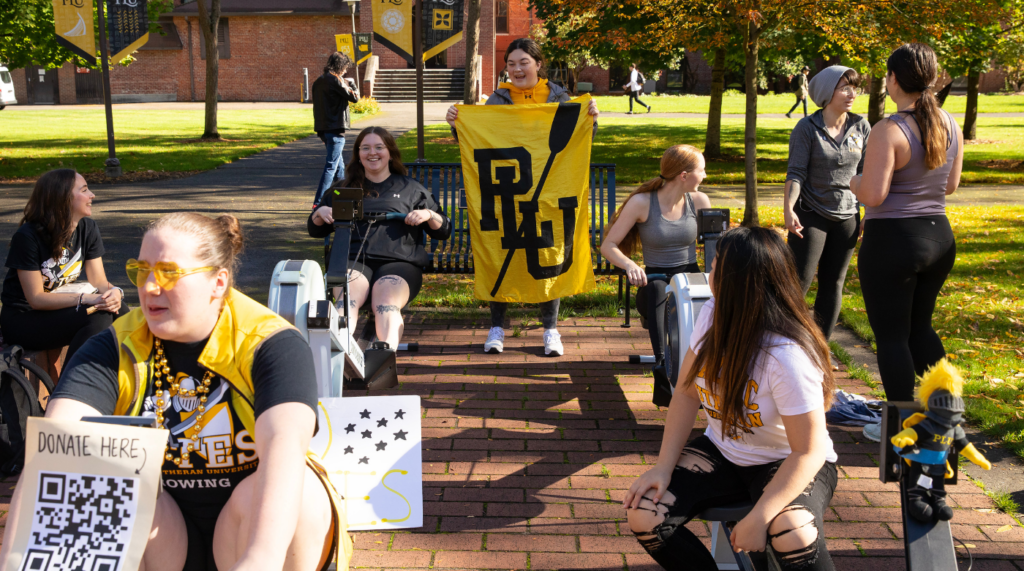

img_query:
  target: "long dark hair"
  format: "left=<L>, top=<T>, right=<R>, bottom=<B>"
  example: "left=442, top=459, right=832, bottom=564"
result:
left=887, top=43, right=947, bottom=171
left=504, top=38, right=547, bottom=79
left=324, top=51, right=352, bottom=75
left=604, top=144, right=702, bottom=258
left=22, top=168, right=78, bottom=261
left=682, top=227, right=836, bottom=438
left=342, top=127, right=408, bottom=195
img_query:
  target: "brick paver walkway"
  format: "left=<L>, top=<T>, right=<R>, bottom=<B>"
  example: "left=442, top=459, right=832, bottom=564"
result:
left=343, top=315, right=1024, bottom=570
left=1, top=316, right=1021, bottom=569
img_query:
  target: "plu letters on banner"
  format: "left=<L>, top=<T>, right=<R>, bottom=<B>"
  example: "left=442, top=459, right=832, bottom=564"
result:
left=457, top=95, right=597, bottom=303
left=4, top=418, right=168, bottom=571
left=52, top=0, right=96, bottom=63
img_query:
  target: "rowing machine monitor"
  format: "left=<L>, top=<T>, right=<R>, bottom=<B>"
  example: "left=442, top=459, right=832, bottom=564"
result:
left=697, top=208, right=729, bottom=269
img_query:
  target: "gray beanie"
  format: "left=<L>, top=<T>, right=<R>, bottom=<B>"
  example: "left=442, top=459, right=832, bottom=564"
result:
left=808, top=65, right=852, bottom=108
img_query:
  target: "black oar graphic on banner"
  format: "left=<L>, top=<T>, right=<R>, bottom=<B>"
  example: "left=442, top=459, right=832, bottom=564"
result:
left=490, top=102, right=582, bottom=296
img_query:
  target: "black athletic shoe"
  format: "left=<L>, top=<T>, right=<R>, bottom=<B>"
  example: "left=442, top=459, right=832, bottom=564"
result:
left=785, top=112, right=792, bottom=118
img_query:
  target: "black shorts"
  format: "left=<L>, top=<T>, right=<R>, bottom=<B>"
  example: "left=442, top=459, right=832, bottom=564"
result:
left=182, top=509, right=219, bottom=571
left=348, top=258, right=423, bottom=306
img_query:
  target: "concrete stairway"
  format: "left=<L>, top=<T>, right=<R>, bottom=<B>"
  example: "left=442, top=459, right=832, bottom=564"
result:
left=373, top=68, right=465, bottom=102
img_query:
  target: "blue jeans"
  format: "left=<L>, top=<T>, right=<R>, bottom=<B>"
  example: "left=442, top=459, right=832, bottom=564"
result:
left=314, top=132, right=345, bottom=206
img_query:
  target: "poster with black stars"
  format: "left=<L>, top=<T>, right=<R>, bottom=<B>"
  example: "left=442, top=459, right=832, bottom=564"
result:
left=309, top=396, right=422, bottom=531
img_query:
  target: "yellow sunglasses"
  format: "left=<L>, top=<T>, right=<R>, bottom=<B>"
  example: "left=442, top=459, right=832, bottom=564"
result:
left=126, top=259, right=217, bottom=291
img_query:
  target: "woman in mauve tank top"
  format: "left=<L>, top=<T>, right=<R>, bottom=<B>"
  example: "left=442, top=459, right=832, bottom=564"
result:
left=850, top=43, right=965, bottom=443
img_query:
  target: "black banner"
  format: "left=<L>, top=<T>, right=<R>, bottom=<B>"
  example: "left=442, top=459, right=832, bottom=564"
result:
left=355, top=32, right=372, bottom=65
left=421, top=0, right=464, bottom=60
left=107, top=0, right=149, bottom=64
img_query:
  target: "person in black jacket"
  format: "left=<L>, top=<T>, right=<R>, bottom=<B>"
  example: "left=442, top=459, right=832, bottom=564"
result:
left=311, top=52, right=359, bottom=207
left=309, top=127, right=451, bottom=349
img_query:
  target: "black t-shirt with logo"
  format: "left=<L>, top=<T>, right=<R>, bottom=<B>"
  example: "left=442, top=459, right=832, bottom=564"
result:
left=2, top=218, right=104, bottom=311
left=51, top=326, right=319, bottom=520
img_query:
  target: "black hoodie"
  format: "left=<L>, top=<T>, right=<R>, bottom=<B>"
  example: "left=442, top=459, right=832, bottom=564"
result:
left=308, top=173, right=452, bottom=268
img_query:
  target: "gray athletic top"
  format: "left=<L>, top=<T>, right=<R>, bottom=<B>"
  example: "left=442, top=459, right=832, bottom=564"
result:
left=865, top=110, right=958, bottom=220
left=636, top=191, right=697, bottom=267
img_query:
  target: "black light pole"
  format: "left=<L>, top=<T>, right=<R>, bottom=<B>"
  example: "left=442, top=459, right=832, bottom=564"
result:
left=414, top=0, right=425, bottom=162
left=96, top=0, right=121, bottom=177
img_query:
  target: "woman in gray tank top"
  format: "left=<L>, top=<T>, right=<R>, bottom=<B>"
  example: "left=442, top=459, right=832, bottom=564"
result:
left=850, top=43, right=965, bottom=443
left=601, top=144, right=711, bottom=372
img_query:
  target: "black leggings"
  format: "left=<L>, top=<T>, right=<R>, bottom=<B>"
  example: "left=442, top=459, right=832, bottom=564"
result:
left=787, top=206, right=859, bottom=340
left=635, top=263, right=700, bottom=361
left=629, top=92, right=649, bottom=112
left=858, top=215, right=955, bottom=402
left=788, top=96, right=808, bottom=116
left=630, top=435, right=837, bottom=571
left=490, top=299, right=560, bottom=329
left=0, top=304, right=130, bottom=367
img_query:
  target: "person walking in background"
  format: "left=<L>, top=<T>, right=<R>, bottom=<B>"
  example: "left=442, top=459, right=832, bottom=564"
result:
left=851, top=43, right=964, bottom=443
left=624, top=63, right=651, bottom=114
left=446, top=37, right=599, bottom=357
left=787, top=66, right=810, bottom=119
left=312, top=51, right=359, bottom=208
left=784, top=66, right=871, bottom=343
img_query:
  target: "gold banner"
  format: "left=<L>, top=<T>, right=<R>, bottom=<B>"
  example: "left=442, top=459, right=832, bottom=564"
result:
left=456, top=96, right=597, bottom=303
left=52, top=0, right=97, bottom=63
left=373, top=0, right=413, bottom=64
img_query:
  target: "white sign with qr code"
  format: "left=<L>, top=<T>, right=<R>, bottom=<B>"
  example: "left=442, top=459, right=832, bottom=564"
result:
left=4, top=418, right=168, bottom=571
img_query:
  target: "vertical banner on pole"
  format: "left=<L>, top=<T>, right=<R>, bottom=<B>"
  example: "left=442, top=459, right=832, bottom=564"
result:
left=422, top=0, right=463, bottom=61
left=52, top=0, right=97, bottom=63
left=354, top=32, right=373, bottom=64
left=106, top=0, right=150, bottom=65
left=335, top=33, right=356, bottom=59
left=373, top=0, right=413, bottom=65
left=336, top=33, right=373, bottom=65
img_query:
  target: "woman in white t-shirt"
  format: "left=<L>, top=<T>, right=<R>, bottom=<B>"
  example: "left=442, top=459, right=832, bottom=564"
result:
left=622, top=226, right=838, bottom=570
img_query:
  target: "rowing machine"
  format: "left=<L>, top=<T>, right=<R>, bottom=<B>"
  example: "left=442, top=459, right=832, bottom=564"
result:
left=268, top=187, right=404, bottom=396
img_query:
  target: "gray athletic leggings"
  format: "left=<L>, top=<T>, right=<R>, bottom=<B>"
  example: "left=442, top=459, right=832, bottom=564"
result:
left=787, top=205, right=859, bottom=340
left=490, top=299, right=559, bottom=329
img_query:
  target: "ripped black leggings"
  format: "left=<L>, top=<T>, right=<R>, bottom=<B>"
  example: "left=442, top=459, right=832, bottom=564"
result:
left=629, top=435, right=837, bottom=571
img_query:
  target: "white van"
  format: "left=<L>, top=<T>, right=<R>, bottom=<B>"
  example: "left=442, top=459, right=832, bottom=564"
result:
left=1, top=66, right=18, bottom=109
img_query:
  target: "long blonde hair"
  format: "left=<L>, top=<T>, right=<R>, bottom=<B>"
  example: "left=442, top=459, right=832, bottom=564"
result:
left=606, top=144, right=702, bottom=258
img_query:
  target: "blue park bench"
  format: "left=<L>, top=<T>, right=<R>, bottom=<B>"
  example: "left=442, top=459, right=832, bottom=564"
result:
left=403, top=162, right=633, bottom=325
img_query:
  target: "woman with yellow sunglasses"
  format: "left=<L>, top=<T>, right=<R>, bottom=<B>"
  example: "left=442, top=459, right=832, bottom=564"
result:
left=0, top=212, right=352, bottom=571
left=1, top=169, right=129, bottom=372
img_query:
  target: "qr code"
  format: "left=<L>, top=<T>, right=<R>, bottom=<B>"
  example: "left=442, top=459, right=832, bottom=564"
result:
left=20, top=471, right=139, bottom=571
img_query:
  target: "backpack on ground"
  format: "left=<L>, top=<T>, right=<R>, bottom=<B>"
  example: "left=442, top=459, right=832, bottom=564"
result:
left=0, top=345, right=55, bottom=476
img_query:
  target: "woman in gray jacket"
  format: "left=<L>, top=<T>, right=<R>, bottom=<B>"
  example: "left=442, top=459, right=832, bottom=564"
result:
left=446, top=37, right=599, bottom=357
left=784, top=65, right=871, bottom=340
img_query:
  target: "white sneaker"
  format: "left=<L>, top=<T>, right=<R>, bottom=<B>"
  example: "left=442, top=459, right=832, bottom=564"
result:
left=863, top=421, right=882, bottom=443
left=543, top=329, right=564, bottom=356
left=484, top=327, right=505, bottom=353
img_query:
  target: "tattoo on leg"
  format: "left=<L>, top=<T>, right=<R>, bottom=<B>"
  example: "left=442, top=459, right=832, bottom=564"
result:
left=377, top=276, right=404, bottom=286
left=375, top=304, right=399, bottom=314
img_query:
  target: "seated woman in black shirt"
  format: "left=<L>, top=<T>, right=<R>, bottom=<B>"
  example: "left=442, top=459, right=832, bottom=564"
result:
left=1, top=169, right=127, bottom=366
left=309, top=126, right=452, bottom=349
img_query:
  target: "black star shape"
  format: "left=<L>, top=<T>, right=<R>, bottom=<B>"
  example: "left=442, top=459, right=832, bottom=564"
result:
left=375, top=440, right=387, bottom=451
left=394, top=430, right=408, bottom=441
left=377, top=418, right=388, bottom=427
left=343, top=446, right=354, bottom=454
left=359, top=409, right=371, bottom=419
left=361, top=429, right=372, bottom=439
left=358, top=456, right=369, bottom=464
left=394, top=409, right=406, bottom=419
left=344, top=423, right=356, bottom=434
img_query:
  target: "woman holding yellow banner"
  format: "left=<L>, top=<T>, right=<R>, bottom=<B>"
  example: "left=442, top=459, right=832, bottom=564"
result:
left=446, top=38, right=599, bottom=357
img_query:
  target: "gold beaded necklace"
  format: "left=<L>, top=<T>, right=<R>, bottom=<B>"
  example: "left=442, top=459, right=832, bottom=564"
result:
left=153, top=338, right=215, bottom=466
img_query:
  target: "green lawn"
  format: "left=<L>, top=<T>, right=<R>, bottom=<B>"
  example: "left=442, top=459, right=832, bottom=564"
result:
left=0, top=108, right=374, bottom=180
left=400, top=117, right=1024, bottom=185
left=590, top=92, right=1024, bottom=115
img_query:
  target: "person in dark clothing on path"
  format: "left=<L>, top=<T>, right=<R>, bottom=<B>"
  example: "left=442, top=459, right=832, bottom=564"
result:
left=850, top=43, right=964, bottom=442
left=1, top=169, right=128, bottom=369
left=312, top=52, right=359, bottom=207
left=784, top=66, right=871, bottom=341
left=786, top=66, right=810, bottom=119
left=309, top=127, right=452, bottom=349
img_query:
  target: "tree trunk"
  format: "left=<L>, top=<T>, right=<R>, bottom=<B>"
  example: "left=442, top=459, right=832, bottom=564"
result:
left=196, top=0, right=221, bottom=139
left=704, top=48, right=726, bottom=159
left=868, top=74, right=885, bottom=126
left=463, top=0, right=481, bottom=104
left=964, top=67, right=980, bottom=140
left=742, top=20, right=759, bottom=227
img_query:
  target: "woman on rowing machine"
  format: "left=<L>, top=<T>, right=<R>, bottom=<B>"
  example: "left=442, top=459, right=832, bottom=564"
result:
left=308, top=126, right=452, bottom=349
left=623, top=226, right=838, bottom=571
left=601, top=144, right=711, bottom=368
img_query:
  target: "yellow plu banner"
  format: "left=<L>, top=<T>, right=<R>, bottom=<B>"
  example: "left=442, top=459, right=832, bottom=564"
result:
left=52, top=0, right=96, bottom=63
left=457, top=95, right=597, bottom=303
left=373, top=0, right=413, bottom=65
